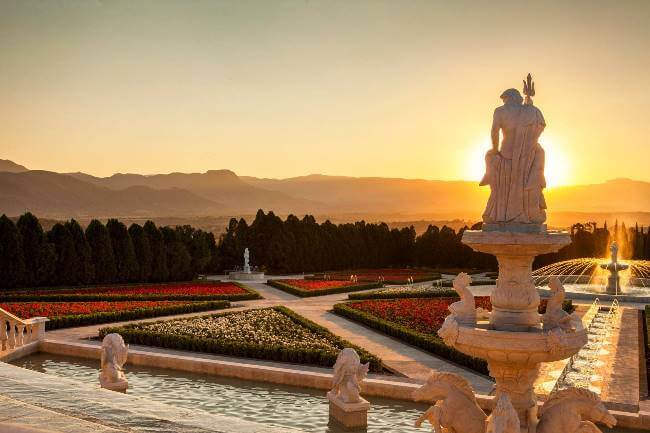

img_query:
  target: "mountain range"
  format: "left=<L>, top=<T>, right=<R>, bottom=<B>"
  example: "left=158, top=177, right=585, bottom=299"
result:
left=2, top=159, right=650, bottom=229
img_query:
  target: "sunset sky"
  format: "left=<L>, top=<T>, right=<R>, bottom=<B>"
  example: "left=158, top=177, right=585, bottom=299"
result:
left=1, top=0, right=649, bottom=187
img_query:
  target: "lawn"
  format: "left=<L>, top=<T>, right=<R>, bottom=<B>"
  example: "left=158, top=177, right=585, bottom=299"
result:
left=267, top=279, right=381, bottom=297
left=0, top=281, right=259, bottom=302
left=1, top=300, right=229, bottom=330
left=100, top=306, right=383, bottom=371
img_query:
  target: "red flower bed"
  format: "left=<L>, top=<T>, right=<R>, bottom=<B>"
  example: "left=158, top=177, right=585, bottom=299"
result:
left=348, top=297, right=554, bottom=334
left=27, top=282, right=247, bottom=297
left=347, top=297, right=492, bottom=333
left=0, top=301, right=189, bottom=319
left=318, top=268, right=439, bottom=283
left=280, top=279, right=358, bottom=291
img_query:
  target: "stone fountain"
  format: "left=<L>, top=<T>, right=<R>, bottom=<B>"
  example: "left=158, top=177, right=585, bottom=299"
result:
left=229, top=247, right=265, bottom=281
left=414, top=75, right=617, bottom=433
left=600, top=241, right=629, bottom=294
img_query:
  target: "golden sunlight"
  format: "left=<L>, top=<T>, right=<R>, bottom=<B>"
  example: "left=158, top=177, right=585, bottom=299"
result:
left=540, top=136, right=569, bottom=188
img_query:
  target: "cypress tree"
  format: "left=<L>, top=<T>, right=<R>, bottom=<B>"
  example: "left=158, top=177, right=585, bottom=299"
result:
left=161, top=226, right=192, bottom=281
left=0, top=214, right=25, bottom=289
left=106, top=219, right=139, bottom=283
left=66, top=219, right=94, bottom=284
left=144, top=220, right=168, bottom=282
left=86, top=219, right=117, bottom=283
left=129, top=223, right=152, bottom=282
left=16, top=212, right=54, bottom=286
left=47, top=222, right=79, bottom=285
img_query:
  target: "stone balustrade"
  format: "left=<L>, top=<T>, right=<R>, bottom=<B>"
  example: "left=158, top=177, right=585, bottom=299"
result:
left=0, top=308, right=48, bottom=353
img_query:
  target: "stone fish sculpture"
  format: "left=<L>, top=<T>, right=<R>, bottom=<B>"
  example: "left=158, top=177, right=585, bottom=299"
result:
left=99, top=333, right=129, bottom=392
left=327, top=348, right=369, bottom=404
left=485, top=393, right=520, bottom=433
left=542, top=276, right=576, bottom=332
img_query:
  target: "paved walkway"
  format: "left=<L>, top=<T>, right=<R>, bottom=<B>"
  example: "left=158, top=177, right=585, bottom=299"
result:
left=46, top=279, right=495, bottom=394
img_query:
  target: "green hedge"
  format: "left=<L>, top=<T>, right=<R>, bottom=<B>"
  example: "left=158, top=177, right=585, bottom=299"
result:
left=333, top=302, right=489, bottom=374
left=266, top=280, right=382, bottom=297
left=305, top=273, right=442, bottom=284
left=46, top=300, right=230, bottom=330
left=645, top=306, right=650, bottom=358
left=99, top=306, right=384, bottom=372
left=1, top=282, right=260, bottom=302
left=348, top=289, right=458, bottom=300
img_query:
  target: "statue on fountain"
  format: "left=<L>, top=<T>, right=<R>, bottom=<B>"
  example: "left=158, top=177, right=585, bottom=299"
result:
left=413, top=372, right=487, bottom=433
left=448, top=272, right=489, bottom=326
left=543, top=276, right=578, bottom=332
left=481, top=74, right=548, bottom=231
left=328, top=348, right=369, bottom=404
left=537, top=387, right=617, bottom=433
left=485, top=393, right=520, bottom=433
left=99, top=333, right=129, bottom=392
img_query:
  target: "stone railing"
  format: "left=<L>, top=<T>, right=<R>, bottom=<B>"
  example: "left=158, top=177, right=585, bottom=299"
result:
left=0, top=308, right=48, bottom=353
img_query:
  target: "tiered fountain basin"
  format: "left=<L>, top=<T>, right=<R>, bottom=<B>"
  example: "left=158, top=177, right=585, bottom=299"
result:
left=450, top=321, right=588, bottom=366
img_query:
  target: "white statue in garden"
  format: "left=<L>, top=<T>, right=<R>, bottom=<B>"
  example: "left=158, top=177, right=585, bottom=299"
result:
left=100, top=333, right=129, bottom=392
left=328, top=348, right=369, bottom=404
left=243, top=247, right=250, bottom=273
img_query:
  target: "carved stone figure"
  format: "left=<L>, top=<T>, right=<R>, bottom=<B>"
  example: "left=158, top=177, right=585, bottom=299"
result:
left=543, top=276, right=576, bottom=332
left=448, top=272, right=477, bottom=325
left=481, top=74, right=547, bottom=228
left=413, top=372, right=487, bottom=433
left=537, top=387, right=617, bottom=433
left=328, top=348, right=369, bottom=404
left=243, top=248, right=251, bottom=273
left=485, top=393, right=520, bottom=433
left=99, top=333, right=128, bottom=392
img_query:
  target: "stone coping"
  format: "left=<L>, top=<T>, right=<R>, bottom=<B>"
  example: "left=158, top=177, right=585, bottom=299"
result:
left=36, top=338, right=650, bottom=430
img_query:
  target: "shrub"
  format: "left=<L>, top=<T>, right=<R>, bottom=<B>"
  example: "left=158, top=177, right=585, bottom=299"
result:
left=267, top=279, right=382, bottom=297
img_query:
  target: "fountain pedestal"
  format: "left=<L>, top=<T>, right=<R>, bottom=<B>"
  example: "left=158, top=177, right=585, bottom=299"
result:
left=328, top=394, right=369, bottom=429
left=462, top=231, right=570, bottom=331
left=446, top=229, right=580, bottom=429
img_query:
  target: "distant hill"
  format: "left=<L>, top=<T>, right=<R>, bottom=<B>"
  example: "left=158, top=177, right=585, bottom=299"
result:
left=0, top=170, right=220, bottom=217
left=3, top=159, right=650, bottom=228
left=0, top=159, right=28, bottom=173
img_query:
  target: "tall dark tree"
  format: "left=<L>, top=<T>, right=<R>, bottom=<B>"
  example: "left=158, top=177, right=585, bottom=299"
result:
left=86, top=219, right=116, bottom=283
left=129, top=223, right=152, bottom=282
left=48, top=223, right=79, bottom=285
left=106, top=219, right=139, bottom=283
left=144, top=221, right=168, bottom=282
left=0, top=214, right=25, bottom=288
left=161, top=226, right=192, bottom=281
left=16, top=212, right=54, bottom=286
left=66, top=219, right=94, bottom=284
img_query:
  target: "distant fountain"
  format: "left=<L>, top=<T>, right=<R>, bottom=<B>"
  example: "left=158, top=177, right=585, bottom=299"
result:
left=599, top=242, right=629, bottom=295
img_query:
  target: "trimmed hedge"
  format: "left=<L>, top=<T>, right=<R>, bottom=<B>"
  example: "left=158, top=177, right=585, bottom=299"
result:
left=306, top=273, right=442, bottom=284
left=348, top=288, right=458, bottom=300
left=46, top=300, right=230, bottom=330
left=333, top=302, right=489, bottom=374
left=0, top=282, right=260, bottom=303
left=266, top=280, right=382, bottom=297
left=99, top=306, right=384, bottom=372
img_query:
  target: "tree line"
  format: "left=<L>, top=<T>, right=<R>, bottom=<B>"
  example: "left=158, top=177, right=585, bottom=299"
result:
left=2, top=210, right=650, bottom=289
left=0, top=213, right=218, bottom=289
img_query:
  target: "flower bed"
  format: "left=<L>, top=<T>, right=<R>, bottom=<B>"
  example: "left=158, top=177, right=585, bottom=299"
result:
left=333, top=297, right=573, bottom=374
left=308, top=269, right=442, bottom=284
left=100, top=306, right=383, bottom=372
left=348, top=287, right=458, bottom=300
left=267, top=279, right=382, bottom=297
left=0, top=282, right=259, bottom=302
left=1, top=300, right=229, bottom=330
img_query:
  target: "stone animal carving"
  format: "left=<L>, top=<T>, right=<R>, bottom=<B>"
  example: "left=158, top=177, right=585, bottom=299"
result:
left=99, top=333, right=129, bottom=391
left=413, top=372, right=487, bottom=433
left=327, top=348, right=369, bottom=404
left=543, top=277, right=575, bottom=332
left=485, top=393, right=520, bottom=433
left=448, top=272, right=481, bottom=325
left=537, top=387, right=616, bottom=433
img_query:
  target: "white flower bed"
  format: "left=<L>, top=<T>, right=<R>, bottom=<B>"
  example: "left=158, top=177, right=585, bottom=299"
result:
left=140, top=308, right=340, bottom=352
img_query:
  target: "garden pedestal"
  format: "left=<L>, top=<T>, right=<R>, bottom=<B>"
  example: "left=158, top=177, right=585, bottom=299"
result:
left=328, top=394, right=369, bottom=429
